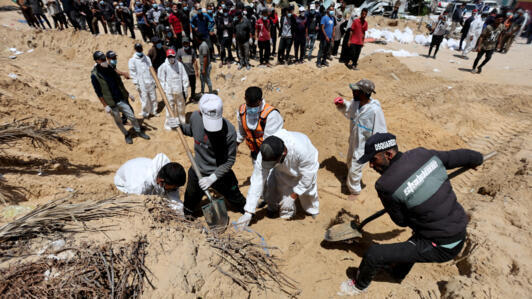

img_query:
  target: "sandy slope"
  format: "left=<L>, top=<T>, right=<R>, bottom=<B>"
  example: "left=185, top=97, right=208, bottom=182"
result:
left=1, top=9, right=532, bottom=299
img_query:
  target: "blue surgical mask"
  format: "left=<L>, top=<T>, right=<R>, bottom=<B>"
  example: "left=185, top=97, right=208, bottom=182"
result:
left=119, top=2, right=123, bottom=6
left=184, top=6, right=188, bottom=10
left=156, top=43, right=162, bottom=49
left=287, top=13, right=292, bottom=17
left=167, top=32, right=172, bottom=37
left=221, top=4, right=226, bottom=8
left=100, top=1, right=104, bottom=5
left=135, top=1, right=140, bottom=6
left=246, top=106, right=260, bottom=115
left=310, top=9, right=315, bottom=14
left=184, top=46, right=190, bottom=50
left=110, top=59, right=117, bottom=67
left=224, top=12, right=228, bottom=16
left=152, top=4, right=157, bottom=9
left=329, top=10, right=334, bottom=16
left=262, top=16, right=267, bottom=20
left=136, top=52, right=143, bottom=57
left=207, top=9, right=212, bottom=13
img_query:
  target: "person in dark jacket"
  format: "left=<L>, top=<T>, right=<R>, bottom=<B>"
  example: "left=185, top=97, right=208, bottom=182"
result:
left=147, top=36, right=168, bottom=71
left=339, top=132, right=484, bottom=295
left=90, top=51, right=150, bottom=144
left=277, top=6, right=296, bottom=64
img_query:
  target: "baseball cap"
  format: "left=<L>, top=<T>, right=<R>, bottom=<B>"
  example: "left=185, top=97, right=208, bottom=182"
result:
left=310, top=4, right=316, bottom=9
left=350, top=79, right=376, bottom=94
left=299, top=6, right=306, bottom=11
left=260, top=136, right=285, bottom=169
left=199, top=94, right=223, bottom=132
left=357, top=133, right=397, bottom=164
left=166, top=48, right=176, bottom=57
left=106, top=50, right=117, bottom=59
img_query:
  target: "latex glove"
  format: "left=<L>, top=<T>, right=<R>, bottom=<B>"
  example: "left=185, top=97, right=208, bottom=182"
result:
left=334, top=97, right=345, bottom=106
left=105, top=105, right=112, bottom=114
left=167, top=117, right=179, bottom=128
left=249, top=38, right=253, bottom=45
left=236, top=212, right=252, bottom=228
left=129, top=94, right=135, bottom=102
left=232, top=37, right=236, bottom=47
left=199, top=173, right=217, bottom=190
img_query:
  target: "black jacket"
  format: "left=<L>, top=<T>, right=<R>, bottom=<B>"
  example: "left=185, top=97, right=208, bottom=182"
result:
left=375, top=147, right=483, bottom=244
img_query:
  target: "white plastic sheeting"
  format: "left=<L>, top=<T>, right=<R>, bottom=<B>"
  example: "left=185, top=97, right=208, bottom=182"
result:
left=373, top=49, right=419, bottom=57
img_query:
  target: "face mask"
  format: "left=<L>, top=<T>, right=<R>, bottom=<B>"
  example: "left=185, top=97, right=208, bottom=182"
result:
left=207, top=9, right=212, bottom=13
left=169, top=57, right=175, bottom=64
left=99, top=1, right=104, bottom=5
left=135, top=1, right=140, bottom=6
left=167, top=32, right=172, bottom=37
left=310, top=9, right=315, bottom=14
left=152, top=4, right=157, bottom=8
left=246, top=106, right=260, bottom=115
left=221, top=4, right=226, bottom=8
left=329, top=10, right=334, bottom=16
left=234, top=17, right=238, bottom=21
left=184, top=46, right=190, bottom=50
left=287, top=13, right=292, bottom=17
left=156, top=43, right=162, bottom=49
left=119, top=2, right=123, bottom=6
left=262, top=16, right=267, bottom=20
left=100, top=61, right=109, bottom=67
left=337, top=17, right=342, bottom=21
left=218, top=9, right=222, bottom=14
left=136, top=52, right=143, bottom=57
left=184, top=6, right=188, bottom=10
left=110, top=59, right=117, bottom=66
left=224, top=12, right=228, bottom=16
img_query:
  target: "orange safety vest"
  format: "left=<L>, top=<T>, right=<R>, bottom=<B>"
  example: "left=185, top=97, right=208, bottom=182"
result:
left=239, top=103, right=278, bottom=156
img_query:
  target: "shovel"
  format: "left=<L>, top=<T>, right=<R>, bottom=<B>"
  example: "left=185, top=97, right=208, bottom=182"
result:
left=149, top=67, right=229, bottom=230
left=324, top=151, right=497, bottom=242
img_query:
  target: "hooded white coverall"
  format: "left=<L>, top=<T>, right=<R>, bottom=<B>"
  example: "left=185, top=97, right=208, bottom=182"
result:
left=462, top=16, right=484, bottom=56
left=338, top=98, right=387, bottom=194
left=128, top=54, right=157, bottom=117
left=244, top=129, right=320, bottom=219
left=114, top=153, right=183, bottom=214
left=157, top=58, right=189, bottom=129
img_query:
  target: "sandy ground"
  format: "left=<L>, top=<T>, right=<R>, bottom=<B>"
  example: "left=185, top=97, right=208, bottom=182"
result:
left=1, top=4, right=532, bottom=298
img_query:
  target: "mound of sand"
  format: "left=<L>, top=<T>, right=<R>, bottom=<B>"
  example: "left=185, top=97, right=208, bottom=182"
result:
left=1, top=14, right=532, bottom=298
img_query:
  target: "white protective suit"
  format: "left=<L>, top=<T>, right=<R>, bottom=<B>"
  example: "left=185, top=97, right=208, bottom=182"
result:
left=128, top=54, right=157, bottom=117
left=114, top=153, right=183, bottom=214
left=338, top=98, right=387, bottom=194
left=244, top=129, right=320, bottom=219
left=462, top=15, right=484, bottom=57
left=157, top=58, right=190, bottom=129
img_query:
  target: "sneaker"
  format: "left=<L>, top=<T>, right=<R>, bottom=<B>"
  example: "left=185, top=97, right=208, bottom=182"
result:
left=137, top=131, right=150, bottom=140
left=125, top=134, right=133, bottom=144
left=266, top=209, right=277, bottom=219
left=338, top=279, right=367, bottom=296
left=316, top=63, right=322, bottom=68
left=323, top=61, right=329, bottom=67
left=238, top=65, right=243, bottom=70
left=121, top=115, right=128, bottom=125
left=477, top=66, right=482, bottom=74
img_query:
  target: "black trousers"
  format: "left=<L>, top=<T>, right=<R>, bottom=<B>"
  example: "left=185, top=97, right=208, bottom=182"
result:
left=188, top=74, right=196, bottom=97
left=332, top=39, right=341, bottom=55
left=184, top=167, right=246, bottom=215
left=293, top=39, right=305, bottom=61
left=220, top=37, right=234, bottom=63
left=271, top=28, right=278, bottom=55
left=459, top=31, right=467, bottom=50
left=277, top=37, right=293, bottom=63
left=138, top=23, right=153, bottom=42
left=428, top=34, right=444, bottom=57
left=258, top=40, right=271, bottom=64
left=316, top=39, right=331, bottom=65
left=347, top=44, right=363, bottom=67
left=356, top=234, right=464, bottom=289
left=472, top=49, right=494, bottom=70
left=339, top=28, right=351, bottom=62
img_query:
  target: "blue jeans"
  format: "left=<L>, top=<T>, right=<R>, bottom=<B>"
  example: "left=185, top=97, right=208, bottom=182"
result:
left=200, top=64, right=212, bottom=93
left=307, top=33, right=317, bottom=60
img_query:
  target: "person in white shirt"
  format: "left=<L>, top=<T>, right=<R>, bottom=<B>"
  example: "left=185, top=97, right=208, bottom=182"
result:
left=236, top=86, right=284, bottom=161
left=237, top=129, right=320, bottom=227
left=114, top=153, right=186, bottom=214
left=128, top=43, right=158, bottom=118
left=157, top=48, right=190, bottom=130
left=334, top=79, right=387, bottom=200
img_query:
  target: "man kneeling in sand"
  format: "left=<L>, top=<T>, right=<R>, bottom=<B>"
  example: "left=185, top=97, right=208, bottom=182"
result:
left=114, top=153, right=186, bottom=215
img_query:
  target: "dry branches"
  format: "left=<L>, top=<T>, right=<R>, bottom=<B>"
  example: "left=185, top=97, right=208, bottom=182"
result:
left=0, top=236, right=153, bottom=298
left=148, top=198, right=301, bottom=297
left=0, top=118, right=73, bottom=150
left=0, top=196, right=142, bottom=243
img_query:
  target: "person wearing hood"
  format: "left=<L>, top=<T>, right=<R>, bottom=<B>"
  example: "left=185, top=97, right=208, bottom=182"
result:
left=115, top=153, right=187, bottom=215
left=236, top=129, right=320, bottom=227
left=157, top=48, right=190, bottom=130
left=461, top=10, right=483, bottom=57
left=129, top=43, right=158, bottom=119
left=334, top=79, right=387, bottom=200
left=90, top=51, right=151, bottom=144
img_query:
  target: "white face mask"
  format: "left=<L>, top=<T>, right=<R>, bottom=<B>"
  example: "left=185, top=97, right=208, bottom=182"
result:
left=100, top=61, right=109, bottom=68
left=169, top=57, right=175, bottom=64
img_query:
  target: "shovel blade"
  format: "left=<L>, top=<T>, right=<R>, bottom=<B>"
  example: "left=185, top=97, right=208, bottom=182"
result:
left=324, top=221, right=363, bottom=242
left=201, top=197, right=229, bottom=231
